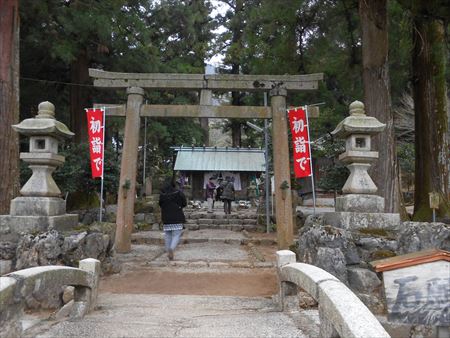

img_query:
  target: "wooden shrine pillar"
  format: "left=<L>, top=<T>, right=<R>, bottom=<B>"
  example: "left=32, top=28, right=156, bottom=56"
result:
left=115, top=87, right=144, bottom=253
left=270, top=87, right=294, bottom=249
left=199, top=90, right=212, bottom=146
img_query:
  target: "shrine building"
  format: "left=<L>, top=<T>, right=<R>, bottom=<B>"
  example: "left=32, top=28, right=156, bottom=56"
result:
left=173, top=146, right=266, bottom=200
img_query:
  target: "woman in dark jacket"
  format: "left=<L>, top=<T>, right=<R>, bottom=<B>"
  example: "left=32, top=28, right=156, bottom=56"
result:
left=159, top=178, right=187, bottom=260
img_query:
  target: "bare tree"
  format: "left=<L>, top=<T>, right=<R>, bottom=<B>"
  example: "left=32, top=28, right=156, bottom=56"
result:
left=394, top=93, right=415, bottom=143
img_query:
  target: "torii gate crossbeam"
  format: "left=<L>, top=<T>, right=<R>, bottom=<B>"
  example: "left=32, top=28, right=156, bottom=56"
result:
left=89, top=69, right=323, bottom=253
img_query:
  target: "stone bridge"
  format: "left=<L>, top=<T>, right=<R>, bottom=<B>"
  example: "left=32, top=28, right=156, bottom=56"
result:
left=0, top=246, right=390, bottom=338
left=1, top=259, right=100, bottom=337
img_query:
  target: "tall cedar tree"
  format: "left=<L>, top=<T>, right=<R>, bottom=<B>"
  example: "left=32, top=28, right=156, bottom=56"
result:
left=408, top=1, right=450, bottom=220
left=216, top=0, right=245, bottom=146
left=148, top=0, right=214, bottom=146
left=20, top=0, right=128, bottom=143
left=0, top=0, right=20, bottom=213
left=359, top=0, right=403, bottom=214
left=19, top=0, right=210, bottom=182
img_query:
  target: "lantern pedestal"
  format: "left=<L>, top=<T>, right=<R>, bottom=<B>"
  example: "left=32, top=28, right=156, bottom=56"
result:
left=0, top=214, right=79, bottom=241
left=11, top=197, right=67, bottom=216
left=321, top=211, right=401, bottom=230
left=336, top=194, right=385, bottom=213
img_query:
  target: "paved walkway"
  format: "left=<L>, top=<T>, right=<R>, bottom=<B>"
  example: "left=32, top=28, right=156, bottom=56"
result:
left=37, top=294, right=319, bottom=337
left=33, top=213, right=321, bottom=337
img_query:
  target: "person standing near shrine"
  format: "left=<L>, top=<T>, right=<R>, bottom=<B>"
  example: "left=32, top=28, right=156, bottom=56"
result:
left=159, top=178, right=187, bottom=260
left=221, top=176, right=235, bottom=214
left=214, top=177, right=223, bottom=208
left=205, top=177, right=216, bottom=213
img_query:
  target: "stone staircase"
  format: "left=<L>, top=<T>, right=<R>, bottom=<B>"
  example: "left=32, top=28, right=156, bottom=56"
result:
left=184, top=208, right=260, bottom=232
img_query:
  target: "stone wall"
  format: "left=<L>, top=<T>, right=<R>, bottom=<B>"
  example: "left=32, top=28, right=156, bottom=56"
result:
left=296, top=218, right=450, bottom=315
left=0, top=222, right=120, bottom=276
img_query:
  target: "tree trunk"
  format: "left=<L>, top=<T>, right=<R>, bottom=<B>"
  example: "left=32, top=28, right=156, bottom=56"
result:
left=230, top=119, right=242, bottom=147
left=199, top=117, right=209, bottom=146
left=230, top=71, right=242, bottom=148
left=359, top=0, right=403, bottom=214
left=70, top=50, right=91, bottom=143
left=412, top=17, right=450, bottom=220
left=0, top=0, right=20, bottom=214
left=342, top=0, right=359, bottom=67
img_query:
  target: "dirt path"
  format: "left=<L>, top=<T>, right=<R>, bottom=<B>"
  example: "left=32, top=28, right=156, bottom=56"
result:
left=100, top=269, right=278, bottom=297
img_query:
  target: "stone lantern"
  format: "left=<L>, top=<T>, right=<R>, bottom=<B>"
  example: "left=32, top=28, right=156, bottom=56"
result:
left=331, top=101, right=386, bottom=213
left=319, top=100, right=400, bottom=230
left=0, top=101, right=78, bottom=239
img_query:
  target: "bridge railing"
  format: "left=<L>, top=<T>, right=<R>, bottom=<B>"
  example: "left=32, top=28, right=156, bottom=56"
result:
left=0, top=258, right=100, bottom=338
left=277, top=250, right=390, bottom=338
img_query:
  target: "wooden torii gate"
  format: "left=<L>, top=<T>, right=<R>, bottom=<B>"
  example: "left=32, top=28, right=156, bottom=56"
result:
left=89, top=69, right=323, bottom=253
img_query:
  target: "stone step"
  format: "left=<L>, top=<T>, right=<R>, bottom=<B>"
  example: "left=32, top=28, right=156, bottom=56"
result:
left=185, top=212, right=258, bottom=220
left=186, top=218, right=258, bottom=226
left=131, top=230, right=276, bottom=246
left=147, top=260, right=275, bottom=269
left=132, top=235, right=248, bottom=246
left=194, top=224, right=257, bottom=232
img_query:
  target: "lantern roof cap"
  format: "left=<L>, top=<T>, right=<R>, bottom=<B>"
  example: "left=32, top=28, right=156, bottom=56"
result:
left=12, top=101, right=74, bottom=139
left=331, top=100, right=386, bottom=138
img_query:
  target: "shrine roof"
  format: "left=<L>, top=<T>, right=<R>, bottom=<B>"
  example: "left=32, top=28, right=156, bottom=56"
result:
left=173, top=147, right=265, bottom=172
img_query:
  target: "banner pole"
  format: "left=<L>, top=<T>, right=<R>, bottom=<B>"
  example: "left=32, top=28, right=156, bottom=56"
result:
left=99, top=107, right=106, bottom=222
left=305, top=106, right=316, bottom=217
left=263, top=92, right=270, bottom=233
left=142, top=115, right=147, bottom=197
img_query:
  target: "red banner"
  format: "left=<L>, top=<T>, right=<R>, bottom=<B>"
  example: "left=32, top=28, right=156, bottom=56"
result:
left=288, top=107, right=311, bottom=178
left=86, top=108, right=105, bottom=178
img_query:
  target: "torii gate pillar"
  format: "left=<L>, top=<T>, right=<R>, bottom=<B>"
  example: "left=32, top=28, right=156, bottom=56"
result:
left=115, top=87, right=144, bottom=253
left=270, top=87, right=294, bottom=249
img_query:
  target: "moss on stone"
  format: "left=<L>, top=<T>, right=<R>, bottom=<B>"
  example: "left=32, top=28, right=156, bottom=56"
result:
left=252, top=226, right=266, bottom=233
left=134, top=199, right=155, bottom=213
left=90, top=222, right=116, bottom=234
left=371, top=250, right=396, bottom=260
left=134, top=223, right=152, bottom=231
left=70, top=222, right=116, bottom=236
left=412, top=205, right=433, bottom=222
left=288, top=243, right=299, bottom=260
left=73, top=224, right=90, bottom=232
left=358, top=228, right=389, bottom=237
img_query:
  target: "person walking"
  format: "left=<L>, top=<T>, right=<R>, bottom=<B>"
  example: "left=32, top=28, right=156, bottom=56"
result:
left=159, top=178, right=187, bottom=260
left=214, top=178, right=223, bottom=208
left=205, top=177, right=216, bottom=213
left=221, top=176, right=235, bottom=214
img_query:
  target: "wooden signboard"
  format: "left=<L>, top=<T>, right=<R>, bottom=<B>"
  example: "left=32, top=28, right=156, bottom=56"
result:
left=372, top=249, right=450, bottom=326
